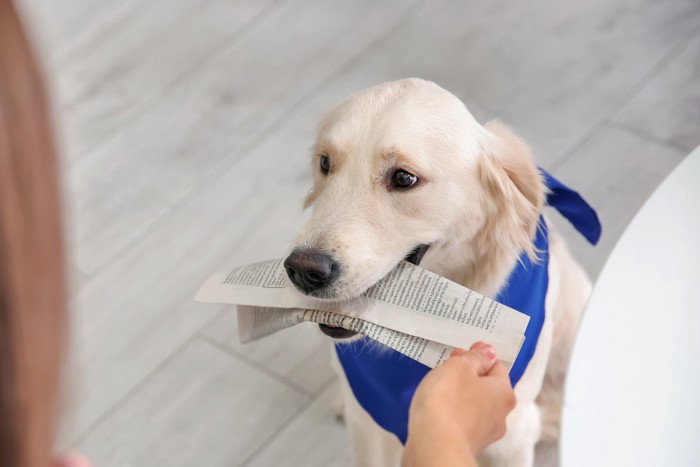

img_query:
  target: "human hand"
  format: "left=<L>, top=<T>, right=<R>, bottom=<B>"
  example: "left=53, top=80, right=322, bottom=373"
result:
left=52, top=452, right=92, bottom=467
left=403, top=342, right=516, bottom=466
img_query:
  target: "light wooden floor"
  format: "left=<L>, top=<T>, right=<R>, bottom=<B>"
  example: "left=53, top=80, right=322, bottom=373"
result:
left=19, top=1, right=700, bottom=465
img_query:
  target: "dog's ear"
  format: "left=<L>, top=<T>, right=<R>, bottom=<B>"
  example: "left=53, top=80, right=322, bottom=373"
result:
left=478, top=120, right=545, bottom=259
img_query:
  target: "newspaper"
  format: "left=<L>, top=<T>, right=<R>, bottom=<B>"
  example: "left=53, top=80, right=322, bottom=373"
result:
left=195, top=258, right=530, bottom=370
left=236, top=306, right=459, bottom=368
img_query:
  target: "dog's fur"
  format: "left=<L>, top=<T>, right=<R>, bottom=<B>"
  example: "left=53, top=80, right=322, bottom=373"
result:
left=291, top=78, right=590, bottom=466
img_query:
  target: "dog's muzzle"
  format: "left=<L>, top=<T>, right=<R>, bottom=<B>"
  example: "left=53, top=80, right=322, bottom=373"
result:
left=318, top=324, right=358, bottom=339
left=284, top=249, right=339, bottom=294
left=404, top=244, right=430, bottom=266
left=284, top=244, right=431, bottom=340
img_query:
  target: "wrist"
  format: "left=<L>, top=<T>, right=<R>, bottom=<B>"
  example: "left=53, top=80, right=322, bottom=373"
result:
left=403, top=425, right=475, bottom=467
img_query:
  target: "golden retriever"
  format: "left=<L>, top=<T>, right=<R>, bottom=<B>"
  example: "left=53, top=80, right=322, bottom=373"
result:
left=284, top=78, right=591, bottom=466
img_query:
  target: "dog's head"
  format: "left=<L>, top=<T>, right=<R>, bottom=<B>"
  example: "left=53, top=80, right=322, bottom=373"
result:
left=284, top=79, right=545, bottom=338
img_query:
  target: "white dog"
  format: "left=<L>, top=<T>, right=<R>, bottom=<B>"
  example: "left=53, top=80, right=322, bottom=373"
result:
left=283, top=78, right=598, bottom=466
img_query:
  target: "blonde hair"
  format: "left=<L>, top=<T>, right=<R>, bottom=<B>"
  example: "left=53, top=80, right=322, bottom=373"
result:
left=0, top=1, right=68, bottom=466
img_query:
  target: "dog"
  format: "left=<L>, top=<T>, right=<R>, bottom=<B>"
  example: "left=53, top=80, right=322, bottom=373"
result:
left=283, top=78, right=598, bottom=466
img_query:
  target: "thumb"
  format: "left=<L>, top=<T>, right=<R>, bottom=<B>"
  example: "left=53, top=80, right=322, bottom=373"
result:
left=469, top=341, right=497, bottom=360
left=450, top=342, right=498, bottom=375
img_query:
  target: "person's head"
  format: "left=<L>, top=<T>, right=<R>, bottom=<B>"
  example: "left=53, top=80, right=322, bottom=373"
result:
left=0, top=1, right=68, bottom=466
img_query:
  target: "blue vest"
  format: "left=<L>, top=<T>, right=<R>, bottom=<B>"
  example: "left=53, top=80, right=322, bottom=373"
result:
left=335, top=168, right=601, bottom=443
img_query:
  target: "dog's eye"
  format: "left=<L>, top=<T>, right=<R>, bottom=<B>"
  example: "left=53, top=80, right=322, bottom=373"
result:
left=391, top=169, right=419, bottom=189
left=319, top=155, right=330, bottom=175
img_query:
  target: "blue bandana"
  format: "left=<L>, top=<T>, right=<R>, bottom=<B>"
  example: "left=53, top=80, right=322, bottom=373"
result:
left=335, top=168, right=601, bottom=443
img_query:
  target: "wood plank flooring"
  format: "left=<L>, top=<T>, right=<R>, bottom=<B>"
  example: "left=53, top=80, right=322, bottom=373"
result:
left=18, top=0, right=699, bottom=465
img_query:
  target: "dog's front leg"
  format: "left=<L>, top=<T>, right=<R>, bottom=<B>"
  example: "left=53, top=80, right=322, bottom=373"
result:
left=477, top=288, right=555, bottom=467
left=331, top=348, right=404, bottom=467
left=476, top=401, right=541, bottom=467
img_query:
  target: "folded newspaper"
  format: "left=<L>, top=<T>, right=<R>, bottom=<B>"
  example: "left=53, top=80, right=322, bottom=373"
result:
left=195, top=258, right=530, bottom=371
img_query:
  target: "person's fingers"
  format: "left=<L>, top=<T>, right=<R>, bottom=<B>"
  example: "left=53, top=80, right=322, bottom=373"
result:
left=52, top=453, right=93, bottom=467
left=485, top=359, right=509, bottom=378
left=469, top=341, right=488, bottom=351
left=483, top=361, right=517, bottom=411
left=472, top=343, right=497, bottom=361
left=451, top=344, right=497, bottom=376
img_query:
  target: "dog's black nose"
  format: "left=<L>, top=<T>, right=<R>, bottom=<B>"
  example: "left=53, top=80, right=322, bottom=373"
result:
left=284, top=249, right=339, bottom=294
